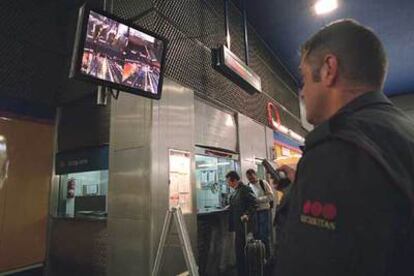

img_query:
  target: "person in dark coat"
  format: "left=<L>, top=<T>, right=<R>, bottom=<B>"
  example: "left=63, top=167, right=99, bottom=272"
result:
left=226, top=171, right=257, bottom=276
left=275, top=19, right=414, bottom=276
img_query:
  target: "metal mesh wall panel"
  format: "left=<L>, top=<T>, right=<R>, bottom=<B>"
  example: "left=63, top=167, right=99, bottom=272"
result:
left=0, top=0, right=106, bottom=106
left=247, top=26, right=299, bottom=91
left=156, top=0, right=224, bottom=49
left=161, top=0, right=301, bottom=133
left=0, top=0, right=305, bottom=132
left=112, top=0, right=305, bottom=134
left=112, top=0, right=154, bottom=19
left=0, top=1, right=66, bottom=104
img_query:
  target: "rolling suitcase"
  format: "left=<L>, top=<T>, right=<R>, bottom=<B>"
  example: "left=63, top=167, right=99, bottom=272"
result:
left=244, top=221, right=266, bottom=276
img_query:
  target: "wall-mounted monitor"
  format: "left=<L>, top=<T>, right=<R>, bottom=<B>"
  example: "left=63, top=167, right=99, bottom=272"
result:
left=70, top=5, right=167, bottom=100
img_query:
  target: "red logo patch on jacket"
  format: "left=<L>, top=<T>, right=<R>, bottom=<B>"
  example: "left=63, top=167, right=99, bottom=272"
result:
left=300, top=200, right=337, bottom=231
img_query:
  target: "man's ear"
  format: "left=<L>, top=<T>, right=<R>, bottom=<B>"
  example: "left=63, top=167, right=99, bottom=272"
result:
left=320, top=54, right=338, bottom=87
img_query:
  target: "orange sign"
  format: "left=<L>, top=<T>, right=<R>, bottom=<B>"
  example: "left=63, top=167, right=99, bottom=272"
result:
left=267, top=102, right=281, bottom=130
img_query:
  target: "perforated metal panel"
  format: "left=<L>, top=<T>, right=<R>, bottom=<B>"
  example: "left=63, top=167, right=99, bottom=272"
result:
left=0, top=0, right=107, bottom=106
left=0, top=0, right=305, bottom=129
left=156, top=0, right=223, bottom=49
left=112, top=0, right=305, bottom=135
left=112, top=0, right=154, bottom=20
left=0, top=1, right=66, bottom=104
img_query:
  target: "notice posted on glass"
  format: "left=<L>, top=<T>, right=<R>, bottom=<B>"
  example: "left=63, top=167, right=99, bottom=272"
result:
left=169, top=149, right=192, bottom=213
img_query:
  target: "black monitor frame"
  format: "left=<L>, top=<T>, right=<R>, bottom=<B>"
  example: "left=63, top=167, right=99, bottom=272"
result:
left=70, top=5, right=168, bottom=100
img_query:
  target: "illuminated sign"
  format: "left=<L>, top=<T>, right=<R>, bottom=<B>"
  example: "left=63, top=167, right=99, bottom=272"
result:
left=213, top=45, right=261, bottom=94
left=267, top=102, right=305, bottom=143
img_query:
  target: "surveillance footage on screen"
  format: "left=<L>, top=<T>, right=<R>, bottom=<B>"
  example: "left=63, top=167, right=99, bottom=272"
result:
left=80, top=11, right=164, bottom=94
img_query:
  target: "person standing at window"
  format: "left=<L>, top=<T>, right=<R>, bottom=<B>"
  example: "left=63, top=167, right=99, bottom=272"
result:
left=226, top=171, right=257, bottom=276
left=246, top=168, right=274, bottom=259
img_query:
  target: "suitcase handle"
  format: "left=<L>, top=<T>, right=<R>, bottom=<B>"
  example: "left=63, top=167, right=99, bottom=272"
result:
left=244, top=220, right=252, bottom=243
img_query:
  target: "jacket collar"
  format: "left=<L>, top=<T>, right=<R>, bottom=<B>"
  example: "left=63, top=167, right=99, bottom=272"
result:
left=304, top=91, right=392, bottom=149
left=235, top=181, right=244, bottom=190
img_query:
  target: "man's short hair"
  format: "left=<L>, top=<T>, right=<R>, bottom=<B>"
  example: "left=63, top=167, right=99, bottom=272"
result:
left=301, top=19, right=387, bottom=89
left=246, top=169, right=256, bottom=176
left=226, top=171, right=240, bottom=181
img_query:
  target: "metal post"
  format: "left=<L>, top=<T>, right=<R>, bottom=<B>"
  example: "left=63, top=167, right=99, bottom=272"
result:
left=97, top=0, right=113, bottom=105
left=103, top=0, right=113, bottom=13
left=224, top=0, right=231, bottom=50
left=97, top=86, right=108, bottom=106
left=242, top=0, right=249, bottom=65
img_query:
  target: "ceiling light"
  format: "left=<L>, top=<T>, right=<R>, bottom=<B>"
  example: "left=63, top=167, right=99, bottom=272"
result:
left=314, top=0, right=338, bottom=15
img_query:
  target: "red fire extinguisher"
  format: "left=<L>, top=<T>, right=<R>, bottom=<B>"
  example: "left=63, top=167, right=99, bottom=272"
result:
left=67, top=178, right=76, bottom=199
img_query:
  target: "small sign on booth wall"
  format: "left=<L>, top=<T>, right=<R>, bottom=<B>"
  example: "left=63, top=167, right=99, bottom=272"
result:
left=169, top=149, right=192, bottom=214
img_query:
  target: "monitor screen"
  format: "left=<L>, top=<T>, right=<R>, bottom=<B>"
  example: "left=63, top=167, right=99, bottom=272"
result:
left=70, top=7, right=167, bottom=99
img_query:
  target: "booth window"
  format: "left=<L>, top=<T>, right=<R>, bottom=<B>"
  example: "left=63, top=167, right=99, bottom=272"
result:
left=195, top=150, right=239, bottom=213
left=55, top=146, right=109, bottom=218
left=57, top=170, right=108, bottom=218
left=255, top=158, right=266, bottom=180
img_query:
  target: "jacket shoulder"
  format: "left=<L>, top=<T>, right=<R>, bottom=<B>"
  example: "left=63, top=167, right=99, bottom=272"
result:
left=240, top=183, right=253, bottom=192
left=238, top=184, right=255, bottom=198
left=339, top=104, right=414, bottom=138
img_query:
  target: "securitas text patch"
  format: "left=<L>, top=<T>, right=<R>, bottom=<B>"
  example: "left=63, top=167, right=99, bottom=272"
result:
left=300, top=200, right=337, bottom=231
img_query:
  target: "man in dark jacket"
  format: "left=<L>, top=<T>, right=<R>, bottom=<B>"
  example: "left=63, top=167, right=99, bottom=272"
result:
left=226, top=171, right=257, bottom=276
left=276, top=19, right=414, bottom=276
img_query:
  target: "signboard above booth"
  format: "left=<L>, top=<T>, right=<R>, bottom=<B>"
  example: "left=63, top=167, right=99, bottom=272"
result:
left=55, top=145, right=108, bottom=175
left=212, top=45, right=262, bottom=95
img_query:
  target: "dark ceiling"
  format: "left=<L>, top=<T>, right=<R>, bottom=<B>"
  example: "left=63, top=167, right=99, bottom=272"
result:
left=234, top=0, right=414, bottom=96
